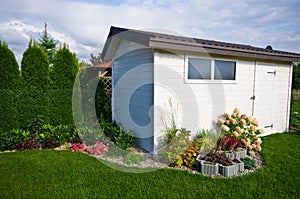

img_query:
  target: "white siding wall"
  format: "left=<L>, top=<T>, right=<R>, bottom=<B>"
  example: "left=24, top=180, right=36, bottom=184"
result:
left=153, top=50, right=291, bottom=152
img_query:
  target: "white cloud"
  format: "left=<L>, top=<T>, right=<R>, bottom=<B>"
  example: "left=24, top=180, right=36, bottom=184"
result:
left=0, top=0, right=299, bottom=65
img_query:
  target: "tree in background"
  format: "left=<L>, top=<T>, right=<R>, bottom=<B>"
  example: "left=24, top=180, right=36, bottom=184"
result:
left=0, top=41, right=20, bottom=130
left=0, top=40, right=20, bottom=89
left=21, top=40, right=50, bottom=89
left=51, top=43, right=79, bottom=89
left=89, top=52, right=102, bottom=66
left=38, top=23, right=58, bottom=65
left=292, top=62, right=300, bottom=89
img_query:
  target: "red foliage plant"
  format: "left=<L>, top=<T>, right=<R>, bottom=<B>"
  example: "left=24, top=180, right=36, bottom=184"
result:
left=69, top=143, right=87, bottom=152
left=217, top=136, right=241, bottom=151
left=86, top=142, right=108, bottom=156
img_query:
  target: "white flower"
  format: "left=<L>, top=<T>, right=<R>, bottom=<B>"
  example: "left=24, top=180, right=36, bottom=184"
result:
left=221, top=125, right=230, bottom=132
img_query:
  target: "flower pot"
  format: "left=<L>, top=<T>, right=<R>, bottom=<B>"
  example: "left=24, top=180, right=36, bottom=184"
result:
left=219, top=163, right=238, bottom=177
left=233, top=159, right=244, bottom=172
left=199, top=160, right=219, bottom=176
left=234, top=148, right=247, bottom=159
left=224, top=151, right=235, bottom=160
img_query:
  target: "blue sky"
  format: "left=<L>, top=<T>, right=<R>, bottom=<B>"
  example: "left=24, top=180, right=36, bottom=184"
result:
left=0, top=0, right=299, bottom=64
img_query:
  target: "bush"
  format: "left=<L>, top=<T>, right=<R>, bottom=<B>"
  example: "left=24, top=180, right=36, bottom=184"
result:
left=159, top=128, right=191, bottom=166
left=101, top=122, right=134, bottom=150
left=218, top=108, right=263, bottom=152
left=0, top=129, right=30, bottom=151
left=16, top=138, right=40, bottom=150
left=242, top=157, right=256, bottom=169
left=124, top=153, right=144, bottom=165
left=86, top=142, right=108, bottom=156
left=76, top=127, right=104, bottom=146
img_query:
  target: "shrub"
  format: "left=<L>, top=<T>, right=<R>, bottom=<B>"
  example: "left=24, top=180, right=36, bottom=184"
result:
left=86, top=142, right=108, bottom=156
left=242, top=157, right=256, bottom=169
left=159, top=128, right=191, bottom=167
left=21, top=40, right=50, bottom=90
left=41, top=140, right=59, bottom=149
left=124, top=153, right=144, bottom=165
left=76, top=127, right=104, bottom=146
left=217, top=136, right=241, bottom=152
left=16, top=138, right=40, bottom=150
left=101, top=122, right=134, bottom=150
left=69, top=143, right=87, bottom=152
left=0, top=129, right=30, bottom=151
left=0, top=40, right=20, bottom=89
left=218, top=108, right=263, bottom=152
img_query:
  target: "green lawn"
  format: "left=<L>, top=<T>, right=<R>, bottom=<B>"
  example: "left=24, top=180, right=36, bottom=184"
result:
left=0, top=133, right=299, bottom=198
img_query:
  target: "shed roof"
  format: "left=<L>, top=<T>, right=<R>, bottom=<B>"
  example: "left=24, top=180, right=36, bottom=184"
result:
left=101, top=26, right=300, bottom=63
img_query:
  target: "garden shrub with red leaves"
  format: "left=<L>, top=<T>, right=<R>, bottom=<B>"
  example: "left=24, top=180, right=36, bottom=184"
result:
left=69, top=143, right=86, bottom=152
left=86, top=142, right=108, bottom=156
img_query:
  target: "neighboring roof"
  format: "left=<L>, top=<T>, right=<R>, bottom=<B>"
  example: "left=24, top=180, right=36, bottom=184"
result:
left=101, top=26, right=300, bottom=63
left=95, top=62, right=112, bottom=68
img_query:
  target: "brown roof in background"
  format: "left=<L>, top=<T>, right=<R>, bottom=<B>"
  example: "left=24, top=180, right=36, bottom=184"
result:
left=102, top=26, right=300, bottom=63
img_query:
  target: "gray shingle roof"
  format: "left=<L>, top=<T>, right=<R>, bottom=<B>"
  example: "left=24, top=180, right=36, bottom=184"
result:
left=102, top=26, right=300, bottom=63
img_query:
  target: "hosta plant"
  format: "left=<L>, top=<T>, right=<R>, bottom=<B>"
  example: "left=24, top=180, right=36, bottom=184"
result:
left=218, top=108, right=263, bottom=152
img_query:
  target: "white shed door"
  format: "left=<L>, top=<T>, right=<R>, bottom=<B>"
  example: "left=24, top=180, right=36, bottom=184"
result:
left=253, top=63, right=276, bottom=132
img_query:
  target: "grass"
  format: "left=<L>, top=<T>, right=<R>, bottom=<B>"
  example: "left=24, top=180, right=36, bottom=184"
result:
left=0, top=133, right=299, bottom=198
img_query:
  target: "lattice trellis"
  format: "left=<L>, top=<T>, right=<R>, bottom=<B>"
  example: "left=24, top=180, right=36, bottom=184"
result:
left=100, top=76, right=112, bottom=110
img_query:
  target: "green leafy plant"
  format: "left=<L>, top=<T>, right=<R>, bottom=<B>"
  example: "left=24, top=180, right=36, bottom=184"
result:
left=124, top=153, right=144, bottom=165
left=76, top=127, right=104, bottom=146
left=242, top=157, right=256, bottom=169
left=160, top=128, right=191, bottom=166
left=27, top=115, right=45, bottom=137
left=0, top=129, right=30, bottom=151
left=101, top=122, right=134, bottom=150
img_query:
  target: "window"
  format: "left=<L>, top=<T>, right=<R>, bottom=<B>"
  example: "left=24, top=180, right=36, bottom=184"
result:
left=187, top=57, right=236, bottom=82
left=214, top=60, right=236, bottom=80
left=188, top=58, right=211, bottom=79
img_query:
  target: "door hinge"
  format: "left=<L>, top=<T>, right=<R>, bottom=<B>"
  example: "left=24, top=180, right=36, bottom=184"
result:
left=267, top=70, right=276, bottom=75
left=250, top=96, right=255, bottom=100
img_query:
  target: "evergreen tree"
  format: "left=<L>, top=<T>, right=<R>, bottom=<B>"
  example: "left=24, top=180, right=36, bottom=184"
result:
left=38, top=23, right=57, bottom=65
left=0, top=40, right=20, bottom=89
left=292, top=62, right=300, bottom=89
left=21, top=40, right=50, bottom=89
left=51, top=43, right=79, bottom=89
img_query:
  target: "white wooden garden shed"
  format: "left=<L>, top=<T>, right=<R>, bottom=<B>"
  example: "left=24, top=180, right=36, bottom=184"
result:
left=101, top=26, right=300, bottom=153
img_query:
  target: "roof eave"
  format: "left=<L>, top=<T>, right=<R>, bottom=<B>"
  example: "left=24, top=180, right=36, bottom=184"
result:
left=149, top=39, right=300, bottom=63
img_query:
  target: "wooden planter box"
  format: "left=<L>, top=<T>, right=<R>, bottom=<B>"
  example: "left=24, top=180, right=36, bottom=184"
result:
left=199, top=160, right=219, bottom=176
left=234, top=148, right=247, bottom=160
left=219, top=163, right=238, bottom=177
